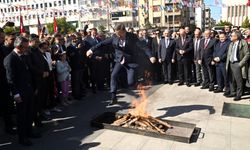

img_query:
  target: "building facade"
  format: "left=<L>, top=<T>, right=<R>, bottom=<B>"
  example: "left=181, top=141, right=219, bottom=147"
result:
left=138, top=0, right=195, bottom=30
left=0, top=0, right=139, bottom=32
left=221, top=0, right=250, bottom=26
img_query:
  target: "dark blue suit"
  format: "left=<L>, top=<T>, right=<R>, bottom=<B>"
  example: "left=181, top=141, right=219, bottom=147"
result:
left=4, top=51, right=34, bottom=141
left=158, top=37, right=176, bottom=82
left=213, top=39, right=231, bottom=90
left=90, top=32, right=153, bottom=94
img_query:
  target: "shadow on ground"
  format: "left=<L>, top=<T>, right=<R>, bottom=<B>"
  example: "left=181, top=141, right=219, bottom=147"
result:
left=157, top=105, right=216, bottom=118
left=0, top=84, right=163, bottom=150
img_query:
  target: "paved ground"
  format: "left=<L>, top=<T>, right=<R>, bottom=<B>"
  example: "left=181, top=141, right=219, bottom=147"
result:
left=1, top=83, right=250, bottom=150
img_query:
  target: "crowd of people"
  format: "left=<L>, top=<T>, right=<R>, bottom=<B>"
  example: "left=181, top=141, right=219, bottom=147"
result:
left=0, top=23, right=250, bottom=147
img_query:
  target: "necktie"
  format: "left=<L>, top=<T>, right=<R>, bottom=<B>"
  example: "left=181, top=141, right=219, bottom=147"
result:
left=204, top=39, right=209, bottom=48
left=182, top=38, right=185, bottom=45
left=230, top=43, right=237, bottom=62
left=195, top=39, right=199, bottom=52
left=165, top=38, right=169, bottom=48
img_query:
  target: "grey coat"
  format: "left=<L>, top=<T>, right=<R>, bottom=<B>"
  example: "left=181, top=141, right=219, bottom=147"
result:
left=226, top=40, right=250, bottom=79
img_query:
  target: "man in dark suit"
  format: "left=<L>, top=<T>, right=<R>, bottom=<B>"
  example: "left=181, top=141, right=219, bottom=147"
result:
left=67, top=33, right=85, bottom=99
left=175, top=28, right=194, bottom=87
left=158, top=29, right=176, bottom=84
left=4, top=36, right=39, bottom=146
left=152, top=30, right=162, bottom=82
left=86, top=24, right=156, bottom=105
left=0, top=32, right=16, bottom=134
left=198, top=29, right=217, bottom=91
left=212, top=32, right=231, bottom=93
left=193, top=28, right=203, bottom=86
left=27, top=34, right=50, bottom=127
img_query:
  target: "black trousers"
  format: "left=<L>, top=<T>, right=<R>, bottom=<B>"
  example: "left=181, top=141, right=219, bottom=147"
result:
left=0, top=88, right=14, bottom=131
left=202, top=61, right=215, bottom=87
left=229, top=62, right=243, bottom=97
left=216, top=63, right=229, bottom=90
left=71, top=69, right=84, bottom=99
left=178, top=60, right=192, bottom=83
left=111, top=62, right=135, bottom=94
left=34, top=78, right=49, bottom=123
left=16, top=96, right=33, bottom=141
left=162, top=61, right=172, bottom=82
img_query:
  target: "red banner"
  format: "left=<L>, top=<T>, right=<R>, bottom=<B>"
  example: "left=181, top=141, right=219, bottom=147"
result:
left=20, top=15, right=25, bottom=34
left=53, top=17, right=58, bottom=33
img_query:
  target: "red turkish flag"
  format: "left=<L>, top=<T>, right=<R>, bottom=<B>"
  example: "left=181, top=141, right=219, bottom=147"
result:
left=20, top=15, right=25, bottom=34
left=37, top=16, right=42, bottom=35
left=53, top=17, right=58, bottom=33
left=247, top=0, right=250, bottom=6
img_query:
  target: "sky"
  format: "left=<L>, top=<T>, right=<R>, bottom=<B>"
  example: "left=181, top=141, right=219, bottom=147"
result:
left=204, top=0, right=222, bottom=21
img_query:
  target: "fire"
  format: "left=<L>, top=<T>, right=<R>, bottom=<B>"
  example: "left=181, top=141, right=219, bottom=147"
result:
left=128, top=84, right=150, bottom=117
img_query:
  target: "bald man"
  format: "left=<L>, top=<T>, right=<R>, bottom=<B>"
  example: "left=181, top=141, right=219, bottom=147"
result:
left=175, top=28, right=194, bottom=87
left=198, top=29, right=217, bottom=91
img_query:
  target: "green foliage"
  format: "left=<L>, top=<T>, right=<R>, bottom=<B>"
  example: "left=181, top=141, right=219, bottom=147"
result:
left=47, top=17, right=76, bottom=34
left=3, top=26, right=18, bottom=34
left=241, top=17, right=250, bottom=28
left=216, top=20, right=233, bottom=26
left=98, top=25, right=106, bottom=33
left=144, top=20, right=152, bottom=29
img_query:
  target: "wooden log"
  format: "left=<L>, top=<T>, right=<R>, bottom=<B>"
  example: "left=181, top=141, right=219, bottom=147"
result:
left=112, top=114, right=131, bottom=126
left=145, top=120, right=165, bottom=134
left=148, top=116, right=173, bottom=129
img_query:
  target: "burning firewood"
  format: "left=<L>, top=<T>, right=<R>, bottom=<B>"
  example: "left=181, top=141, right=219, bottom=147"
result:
left=111, top=83, right=173, bottom=134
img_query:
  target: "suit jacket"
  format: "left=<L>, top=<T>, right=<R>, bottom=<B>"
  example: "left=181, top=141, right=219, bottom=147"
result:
left=90, top=32, right=153, bottom=67
left=193, top=38, right=202, bottom=61
left=66, top=44, right=85, bottom=70
left=4, top=51, right=33, bottom=100
left=226, top=40, right=250, bottom=79
left=199, top=38, right=217, bottom=64
left=26, top=47, right=50, bottom=85
left=213, top=39, right=231, bottom=63
left=0, top=45, right=13, bottom=95
left=139, top=36, right=153, bottom=50
left=175, top=36, right=194, bottom=61
left=151, top=36, right=160, bottom=57
left=158, top=37, right=176, bottom=62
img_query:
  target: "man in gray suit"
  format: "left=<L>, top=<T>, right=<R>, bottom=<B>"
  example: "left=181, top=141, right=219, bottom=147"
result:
left=226, top=31, right=250, bottom=101
left=158, top=29, right=176, bottom=84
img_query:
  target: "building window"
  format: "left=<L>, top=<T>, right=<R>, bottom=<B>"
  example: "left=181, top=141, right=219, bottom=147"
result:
left=54, top=1, right=57, bottom=7
left=45, top=3, right=47, bottom=8
left=239, top=6, right=241, bottom=16
left=49, top=3, right=52, bottom=7
left=153, top=5, right=160, bottom=12
left=235, top=6, right=238, bottom=16
left=231, top=6, right=234, bottom=17
left=40, top=3, right=43, bottom=8
left=227, top=6, right=230, bottom=17
left=73, top=0, right=76, bottom=4
left=36, top=4, right=39, bottom=9
left=153, top=17, right=161, bottom=23
left=68, top=0, right=71, bottom=5
left=58, top=1, right=61, bottom=6
left=63, top=0, right=66, bottom=5
left=243, top=6, right=245, bottom=16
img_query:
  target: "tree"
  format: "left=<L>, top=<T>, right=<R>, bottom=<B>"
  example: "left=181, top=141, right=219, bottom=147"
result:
left=98, top=25, right=106, bottom=33
left=3, top=26, right=19, bottom=34
left=47, top=17, right=76, bottom=34
left=216, top=20, right=233, bottom=26
left=241, top=17, right=250, bottom=28
left=143, top=20, right=152, bottom=29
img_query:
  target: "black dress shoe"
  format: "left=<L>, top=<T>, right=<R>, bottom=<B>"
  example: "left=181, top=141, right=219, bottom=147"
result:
left=28, top=133, right=42, bottom=139
left=169, top=81, right=173, bottom=85
left=225, top=94, right=236, bottom=98
left=233, top=96, right=241, bottom=101
left=194, top=83, right=201, bottom=87
left=186, top=83, right=191, bottom=87
left=223, top=91, right=230, bottom=96
left=201, top=85, right=209, bottom=89
left=163, top=81, right=168, bottom=84
left=209, top=87, right=214, bottom=91
left=178, top=82, right=184, bottom=86
left=19, top=138, right=33, bottom=146
left=214, top=89, right=223, bottom=93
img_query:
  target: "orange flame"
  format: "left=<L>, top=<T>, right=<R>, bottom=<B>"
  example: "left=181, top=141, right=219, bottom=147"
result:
left=129, top=84, right=150, bottom=117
